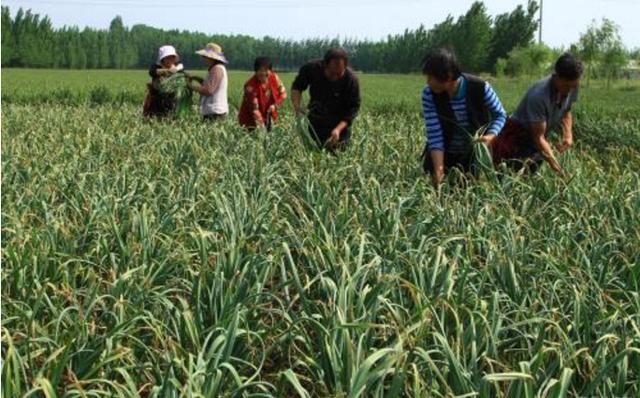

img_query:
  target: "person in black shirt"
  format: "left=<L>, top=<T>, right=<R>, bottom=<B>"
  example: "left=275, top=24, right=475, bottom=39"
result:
left=291, top=48, right=361, bottom=151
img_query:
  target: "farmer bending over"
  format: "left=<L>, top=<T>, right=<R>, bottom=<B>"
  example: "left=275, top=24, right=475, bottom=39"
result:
left=421, top=48, right=507, bottom=185
left=238, top=57, right=287, bottom=131
left=491, top=53, right=583, bottom=175
left=291, top=48, right=361, bottom=151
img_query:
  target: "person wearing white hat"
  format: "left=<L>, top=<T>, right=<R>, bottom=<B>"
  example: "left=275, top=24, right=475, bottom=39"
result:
left=188, top=43, right=229, bottom=121
left=144, top=45, right=185, bottom=117
left=153, top=45, right=184, bottom=75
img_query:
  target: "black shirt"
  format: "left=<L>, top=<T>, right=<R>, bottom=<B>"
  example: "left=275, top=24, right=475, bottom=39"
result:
left=146, top=64, right=177, bottom=116
left=149, top=63, right=162, bottom=79
left=292, top=60, right=361, bottom=127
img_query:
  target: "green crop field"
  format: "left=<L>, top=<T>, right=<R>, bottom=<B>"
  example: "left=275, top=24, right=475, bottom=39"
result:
left=2, top=68, right=640, bottom=397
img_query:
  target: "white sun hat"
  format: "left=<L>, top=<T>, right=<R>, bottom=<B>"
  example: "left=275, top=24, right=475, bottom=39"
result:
left=157, top=45, right=179, bottom=65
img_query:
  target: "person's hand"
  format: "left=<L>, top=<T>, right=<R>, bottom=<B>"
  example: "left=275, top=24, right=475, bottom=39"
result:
left=556, top=138, right=573, bottom=153
left=189, top=76, right=204, bottom=84
left=478, top=133, right=496, bottom=145
left=187, top=80, right=199, bottom=91
left=330, top=128, right=341, bottom=143
left=268, top=105, right=276, bottom=115
left=169, top=65, right=179, bottom=74
left=432, top=169, right=445, bottom=186
left=555, top=166, right=568, bottom=180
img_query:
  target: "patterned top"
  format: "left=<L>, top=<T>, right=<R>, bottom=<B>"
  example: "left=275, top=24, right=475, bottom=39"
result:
left=238, top=72, right=286, bottom=128
left=422, top=77, right=506, bottom=152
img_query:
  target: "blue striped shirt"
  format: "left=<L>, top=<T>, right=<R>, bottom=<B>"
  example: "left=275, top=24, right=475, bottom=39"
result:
left=422, top=77, right=507, bottom=152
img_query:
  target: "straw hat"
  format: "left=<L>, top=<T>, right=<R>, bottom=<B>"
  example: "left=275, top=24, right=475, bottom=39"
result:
left=157, top=45, right=179, bottom=65
left=195, top=43, right=228, bottom=64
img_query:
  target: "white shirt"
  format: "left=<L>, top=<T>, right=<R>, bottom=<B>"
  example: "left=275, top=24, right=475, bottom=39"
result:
left=200, top=64, right=228, bottom=115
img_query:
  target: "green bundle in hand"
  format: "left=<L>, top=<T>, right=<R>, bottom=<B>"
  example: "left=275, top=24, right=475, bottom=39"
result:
left=159, top=72, right=193, bottom=118
left=474, top=140, right=494, bottom=172
left=471, top=125, right=494, bottom=173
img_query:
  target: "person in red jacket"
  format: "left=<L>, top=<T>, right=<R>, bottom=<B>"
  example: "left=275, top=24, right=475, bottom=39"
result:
left=238, top=57, right=287, bottom=131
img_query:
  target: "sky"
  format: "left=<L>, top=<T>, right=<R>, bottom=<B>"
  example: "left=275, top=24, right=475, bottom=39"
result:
left=3, top=0, right=640, bottom=49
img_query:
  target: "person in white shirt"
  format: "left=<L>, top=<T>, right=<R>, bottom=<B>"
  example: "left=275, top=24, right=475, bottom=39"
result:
left=188, top=43, right=229, bottom=121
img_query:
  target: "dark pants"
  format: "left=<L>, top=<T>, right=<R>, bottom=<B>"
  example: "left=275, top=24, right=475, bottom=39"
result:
left=143, top=87, right=176, bottom=118
left=308, top=119, right=351, bottom=152
left=491, top=118, right=543, bottom=173
left=422, top=148, right=474, bottom=175
left=203, top=113, right=227, bottom=122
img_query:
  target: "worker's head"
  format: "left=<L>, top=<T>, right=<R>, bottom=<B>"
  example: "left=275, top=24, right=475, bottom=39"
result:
left=157, top=45, right=180, bottom=68
left=254, top=56, right=273, bottom=83
left=323, top=48, right=349, bottom=81
left=422, top=48, right=462, bottom=94
left=553, top=53, right=583, bottom=96
left=160, top=55, right=178, bottom=69
left=195, top=43, right=228, bottom=68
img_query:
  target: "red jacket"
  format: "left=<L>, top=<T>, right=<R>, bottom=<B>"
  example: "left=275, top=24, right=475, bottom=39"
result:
left=238, top=72, right=284, bottom=128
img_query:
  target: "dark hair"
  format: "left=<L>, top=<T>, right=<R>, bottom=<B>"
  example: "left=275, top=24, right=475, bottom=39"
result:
left=254, top=56, right=273, bottom=72
left=421, top=48, right=461, bottom=81
left=555, top=53, right=583, bottom=81
left=323, top=48, right=349, bottom=66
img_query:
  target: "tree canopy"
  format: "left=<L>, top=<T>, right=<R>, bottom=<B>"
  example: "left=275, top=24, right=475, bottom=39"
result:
left=1, top=2, right=540, bottom=73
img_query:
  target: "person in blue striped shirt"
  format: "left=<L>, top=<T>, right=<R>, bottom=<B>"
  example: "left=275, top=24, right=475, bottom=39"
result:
left=421, top=48, right=507, bottom=185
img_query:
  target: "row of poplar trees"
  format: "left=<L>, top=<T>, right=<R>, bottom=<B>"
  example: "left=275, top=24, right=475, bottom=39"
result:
left=1, top=1, right=539, bottom=73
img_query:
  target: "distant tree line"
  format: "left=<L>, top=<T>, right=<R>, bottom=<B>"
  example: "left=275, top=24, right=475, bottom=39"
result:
left=2, top=2, right=540, bottom=73
left=2, top=2, right=634, bottom=79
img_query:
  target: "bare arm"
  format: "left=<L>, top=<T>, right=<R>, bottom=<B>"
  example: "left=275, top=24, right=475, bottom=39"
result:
left=291, top=89, right=304, bottom=114
left=275, top=75, right=287, bottom=104
left=430, top=150, right=446, bottom=186
left=556, top=111, right=573, bottom=153
left=155, top=68, right=170, bottom=77
left=531, top=121, right=563, bottom=174
left=329, top=120, right=350, bottom=143
left=193, top=66, right=222, bottom=96
left=334, top=121, right=349, bottom=133
left=158, top=64, right=184, bottom=75
left=251, top=97, right=264, bottom=126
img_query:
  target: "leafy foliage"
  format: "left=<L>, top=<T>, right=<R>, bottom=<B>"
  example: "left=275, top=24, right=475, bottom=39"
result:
left=158, top=72, right=194, bottom=118
left=2, top=70, right=640, bottom=397
left=577, top=18, right=629, bottom=85
left=497, top=44, right=556, bottom=77
left=1, top=2, right=539, bottom=73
